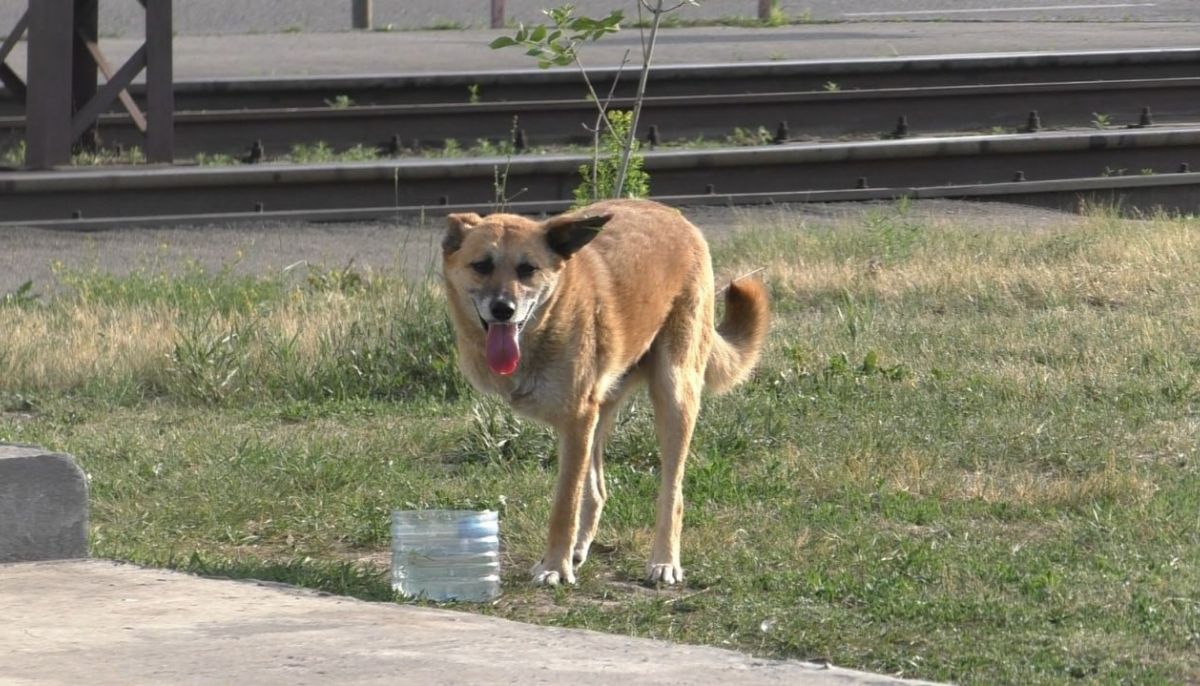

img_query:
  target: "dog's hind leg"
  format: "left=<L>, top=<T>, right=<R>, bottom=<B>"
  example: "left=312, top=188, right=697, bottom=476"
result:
left=645, top=354, right=704, bottom=585
left=573, top=407, right=613, bottom=571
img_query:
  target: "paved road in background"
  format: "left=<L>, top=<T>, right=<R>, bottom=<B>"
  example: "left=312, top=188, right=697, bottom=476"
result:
left=5, top=21, right=1199, bottom=80
left=0, top=202, right=1073, bottom=298
left=0, top=0, right=1195, bottom=36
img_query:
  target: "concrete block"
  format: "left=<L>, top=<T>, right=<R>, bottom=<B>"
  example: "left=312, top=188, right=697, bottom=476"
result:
left=0, top=443, right=88, bottom=562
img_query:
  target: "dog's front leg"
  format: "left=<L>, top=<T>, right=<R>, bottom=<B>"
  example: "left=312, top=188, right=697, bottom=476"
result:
left=531, top=406, right=599, bottom=586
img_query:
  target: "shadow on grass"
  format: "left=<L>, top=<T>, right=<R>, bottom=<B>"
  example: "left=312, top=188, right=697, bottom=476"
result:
left=166, top=552, right=398, bottom=602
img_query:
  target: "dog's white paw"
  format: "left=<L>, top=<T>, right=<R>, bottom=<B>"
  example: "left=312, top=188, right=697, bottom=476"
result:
left=530, top=560, right=576, bottom=586
left=646, top=563, right=684, bottom=585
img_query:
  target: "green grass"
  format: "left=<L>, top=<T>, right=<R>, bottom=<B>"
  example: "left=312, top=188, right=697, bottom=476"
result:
left=0, top=141, right=148, bottom=168
left=2, top=204, right=1199, bottom=684
left=425, top=18, right=469, bottom=31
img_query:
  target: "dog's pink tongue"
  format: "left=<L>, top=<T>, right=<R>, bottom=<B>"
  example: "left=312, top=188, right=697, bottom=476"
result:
left=485, top=323, right=520, bottom=376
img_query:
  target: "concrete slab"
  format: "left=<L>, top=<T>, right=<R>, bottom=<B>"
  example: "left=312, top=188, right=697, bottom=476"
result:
left=0, top=560, right=939, bottom=685
left=0, top=444, right=88, bottom=563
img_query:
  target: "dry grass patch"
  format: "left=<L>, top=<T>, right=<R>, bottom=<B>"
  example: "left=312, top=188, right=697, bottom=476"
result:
left=1, top=267, right=462, bottom=404
left=3, top=202, right=1199, bottom=685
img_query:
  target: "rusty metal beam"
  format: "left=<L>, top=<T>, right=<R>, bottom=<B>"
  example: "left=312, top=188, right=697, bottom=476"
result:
left=26, top=0, right=73, bottom=168
left=0, top=64, right=24, bottom=101
left=144, top=0, right=173, bottom=162
left=352, top=0, right=372, bottom=30
left=491, top=0, right=505, bottom=29
left=72, top=0, right=99, bottom=148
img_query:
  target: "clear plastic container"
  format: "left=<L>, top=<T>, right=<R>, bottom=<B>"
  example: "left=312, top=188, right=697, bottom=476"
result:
left=390, top=509, right=500, bottom=602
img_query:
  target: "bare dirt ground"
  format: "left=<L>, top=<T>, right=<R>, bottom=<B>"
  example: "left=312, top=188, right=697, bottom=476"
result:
left=0, top=200, right=1080, bottom=297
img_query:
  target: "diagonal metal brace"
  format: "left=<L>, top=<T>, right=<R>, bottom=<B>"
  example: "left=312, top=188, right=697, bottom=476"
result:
left=0, top=10, right=29, bottom=100
left=0, top=10, right=29, bottom=63
left=76, top=32, right=148, bottom=133
left=71, top=45, right=146, bottom=139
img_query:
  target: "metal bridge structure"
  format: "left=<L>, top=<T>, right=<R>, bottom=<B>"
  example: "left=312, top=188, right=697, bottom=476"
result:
left=1, top=0, right=173, bottom=168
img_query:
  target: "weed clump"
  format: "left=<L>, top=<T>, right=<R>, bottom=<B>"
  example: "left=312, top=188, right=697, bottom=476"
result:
left=573, top=110, right=649, bottom=205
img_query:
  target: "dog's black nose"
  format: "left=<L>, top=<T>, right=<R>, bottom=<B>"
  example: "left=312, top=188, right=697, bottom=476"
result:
left=490, top=299, right=516, bottom=321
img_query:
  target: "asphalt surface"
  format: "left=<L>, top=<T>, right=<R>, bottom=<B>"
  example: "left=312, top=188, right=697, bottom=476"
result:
left=0, top=201, right=1082, bottom=298
left=0, top=218, right=444, bottom=296
left=0, top=560, right=940, bottom=685
left=4, top=21, right=1200, bottom=80
left=0, top=0, right=1194, bottom=35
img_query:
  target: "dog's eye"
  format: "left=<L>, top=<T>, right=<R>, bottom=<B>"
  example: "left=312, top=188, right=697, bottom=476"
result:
left=516, top=263, right=538, bottom=279
left=470, top=259, right=493, bottom=275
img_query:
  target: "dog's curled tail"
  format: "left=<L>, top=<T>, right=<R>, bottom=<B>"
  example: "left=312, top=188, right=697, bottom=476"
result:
left=705, top=277, right=770, bottom=394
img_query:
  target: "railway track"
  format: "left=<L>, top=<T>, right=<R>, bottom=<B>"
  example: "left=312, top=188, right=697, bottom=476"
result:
left=3, top=48, right=1200, bottom=227
left=3, top=126, right=1199, bottom=229
left=3, top=47, right=1198, bottom=113
left=3, top=76, right=1198, bottom=158
left=4, top=48, right=1200, bottom=158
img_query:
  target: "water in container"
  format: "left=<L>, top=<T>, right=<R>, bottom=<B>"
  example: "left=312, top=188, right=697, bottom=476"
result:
left=391, top=509, right=500, bottom=602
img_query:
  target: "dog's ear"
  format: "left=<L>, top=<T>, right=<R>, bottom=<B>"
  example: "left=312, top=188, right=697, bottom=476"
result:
left=544, top=213, right=612, bottom=259
left=443, top=213, right=483, bottom=255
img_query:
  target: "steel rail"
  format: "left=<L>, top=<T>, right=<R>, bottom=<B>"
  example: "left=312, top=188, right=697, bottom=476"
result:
left=3, top=77, right=1198, bottom=159
left=2, top=47, right=1197, bottom=115
left=2, top=126, right=1198, bottom=226
left=6, top=172, right=1197, bottom=232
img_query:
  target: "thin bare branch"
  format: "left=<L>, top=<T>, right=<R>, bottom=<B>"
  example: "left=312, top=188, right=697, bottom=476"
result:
left=613, top=0, right=669, bottom=196
left=581, top=50, right=630, bottom=201
left=642, top=0, right=692, bottom=13
left=663, top=587, right=715, bottom=605
left=573, top=54, right=621, bottom=141
left=637, top=0, right=648, bottom=58
left=718, top=267, right=768, bottom=295
left=600, top=50, right=631, bottom=111
left=732, top=267, right=767, bottom=283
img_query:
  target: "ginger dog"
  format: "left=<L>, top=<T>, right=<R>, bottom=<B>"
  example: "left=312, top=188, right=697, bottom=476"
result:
left=442, top=199, right=768, bottom=585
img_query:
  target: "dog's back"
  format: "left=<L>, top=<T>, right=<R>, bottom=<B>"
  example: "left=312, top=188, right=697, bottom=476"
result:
left=556, top=199, right=768, bottom=394
left=563, top=200, right=712, bottom=369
